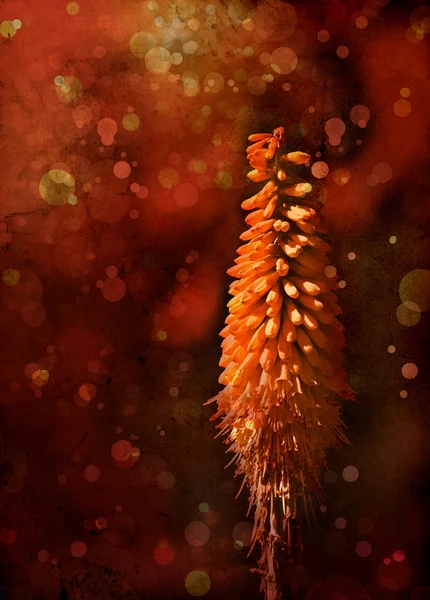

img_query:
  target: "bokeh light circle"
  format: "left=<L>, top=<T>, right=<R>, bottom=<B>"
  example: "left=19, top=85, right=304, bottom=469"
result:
left=342, top=465, right=359, bottom=482
left=396, top=304, right=421, bottom=326
left=70, top=541, right=87, bottom=557
left=174, top=183, right=199, bottom=208
left=270, top=47, right=297, bottom=75
left=185, top=522, right=210, bottom=547
left=399, top=269, right=430, bottom=312
left=129, top=32, right=157, bottom=58
left=185, top=570, right=211, bottom=596
left=39, top=170, right=75, bottom=206
left=401, top=362, right=418, bottom=379
left=145, top=47, right=172, bottom=74
left=393, top=99, right=411, bottom=117
left=356, top=541, right=372, bottom=557
left=311, top=161, right=329, bottom=179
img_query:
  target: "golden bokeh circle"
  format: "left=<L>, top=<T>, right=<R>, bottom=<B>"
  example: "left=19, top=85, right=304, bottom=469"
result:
left=396, top=303, right=421, bottom=326
left=39, top=170, right=76, bottom=206
left=399, top=269, right=430, bottom=312
left=0, top=21, right=17, bottom=39
left=185, top=570, right=211, bottom=596
left=56, top=76, right=83, bottom=105
left=122, top=113, right=140, bottom=131
left=129, top=31, right=156, bottom=58
left=145, top=47, right=172, bottom=75
left=2, top=269, right=20, bottom=287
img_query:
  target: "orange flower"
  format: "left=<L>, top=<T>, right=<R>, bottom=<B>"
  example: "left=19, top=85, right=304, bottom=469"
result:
left=208, top=127, right=354, bottom=600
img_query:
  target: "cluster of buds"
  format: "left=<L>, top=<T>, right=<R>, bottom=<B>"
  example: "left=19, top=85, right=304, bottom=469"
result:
left=208, top=128, right=354, bottom=600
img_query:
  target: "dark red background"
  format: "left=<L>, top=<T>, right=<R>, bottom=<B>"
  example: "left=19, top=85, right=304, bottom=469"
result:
left=0, top=0, right=429, bottom=598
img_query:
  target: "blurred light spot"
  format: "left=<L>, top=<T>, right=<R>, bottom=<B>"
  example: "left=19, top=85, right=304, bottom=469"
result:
left=377, top=557, right=413, bottom=590
left=153, top=539, right=175, bottom=565
left=183, top=41, right=198, bottom=54
left=106, top=265, right=118, bottom=279
left=372, top=162, right=393, bottom=183
left=113, top=161, right=131, bottom=179
left=174, top=182, right=198, bottom=207
left=0, top=527, right=17, bottom=545
left=325, top=118, right=345, bottom=136
left=333, top=168, right=350, bottom=185
left=335, top=517, right=347, bottom=529
left=350, top=105, right=371, bottom=129
left=311, top=161, right=329, bottom=179
left=356, top=541, right=372, bottom=557
left=389, top=236, right=397, bottom=244
left=2, top=269, right=20, bottom=286
left=70, top=541, right=87, bottom=557
left=248, top=76, right=267, bottom=95
left=101, top=278, right=126, bottom=302
left=38, top=550, right=49, bottom=562
left=342, top=465, right=359, bottom=482
left=203, top=72, right=224, bottom=93
left=159, top=167, right=180, bottom=189
left=260, top=52, right=271, bottom=66
left=78, top=383, right=97, bottom=402
left=155, top=330, right=167, bottom=341
left=356, top=16, right=368, bottom=29
left=39, top=170, right=75, bottom=206
left=83, top=465, right=100, bottom=482
left=66, top=2, right=80, bottom=15
left=324, top=266, right=337, bottom=278
left=111, top=440, right=133, bottom=462
left=336, top=46, right=350, bottom=58
left=400, top=87, right=410, bottom=98
left=216, top=172, right=233, bottom=190
left=97, top=118, right=117, bottom=146
left=122, top=113, right=140, bottom=131
left=199, top=502, right=209, bottom=513
left=176, top=268, right=189, bottom=282
left=399, top=269, right=430, bottom=312
left=317, top=30, right=330, bottom=42
left=145, top=47, right=172, bottom=74
left=0, top=21, right=17, bottom=39
left=401, top=363, right=418, bottom=379
left=399, top=390, right=408, bottom=398
left=393, top=550, right=405, bottom=562
left=393, top=99, right=411, bottom=117
left=171, top=52, right=183, bottom=65
left=185, top=570, right=211, bottom=596
left=56, top=76, right=83, bottom=104
left=270, top=47, right=297, bottom=74
left=397, top=304, right=421, bottom=326
left=188, top=18, right=200, bottom=31
left=157, top=471, right=175, bottom=489
left=185, top=522, right=210, bottom=547
left=387, top=345, right=396, bottom=353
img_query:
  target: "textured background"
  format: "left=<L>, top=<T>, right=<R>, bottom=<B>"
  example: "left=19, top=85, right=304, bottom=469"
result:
left=0, top=0, right=429, bottom=598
